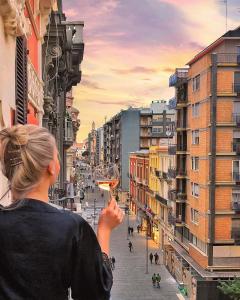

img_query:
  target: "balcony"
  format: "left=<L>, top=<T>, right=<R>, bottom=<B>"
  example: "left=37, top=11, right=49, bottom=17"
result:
left=217, top=53, right=240, bottom=65
left=64, top=117, right=74, bottom=147
left=169, top=68, right=188, bottom=87
left=155, top=193, right=168, bottom=206
left=177, top=192, right=187, bottom=201
left=232, top=142, right=240, bottom=155
left=168, top=167, right=176, bottom=178
left=232, top=201, right=240, bottom=212
left=177, top=143, right=187, bottom=152
left=232, top=113, right=240, bottom=127
left=177, top=120, right=187, bottom=129
left=177, top=168, right=187, bottom=177
left=233, top=172, right=240, bottom=182
left=232, top=227, right=240, bottom=243
left=168, top=144, right=177, bottom=155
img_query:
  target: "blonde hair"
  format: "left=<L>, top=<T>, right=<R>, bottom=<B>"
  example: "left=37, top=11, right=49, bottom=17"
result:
left=0, top=124, right=56, bottom=200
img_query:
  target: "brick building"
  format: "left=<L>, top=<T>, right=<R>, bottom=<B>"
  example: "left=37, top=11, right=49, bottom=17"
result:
left=165, top=27, right=240, bottom=299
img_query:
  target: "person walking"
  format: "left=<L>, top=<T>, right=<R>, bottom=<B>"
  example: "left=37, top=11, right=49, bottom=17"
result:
left=149, top=252, right=153, bottom=264
left=0, top=124, right=124, bottom=300
left=128, top=241, right=133, bottom=252
left=128, top=226, right=131, bottom=236
left=130, top=227, right=134, bottom=236
left=111, top=256, right=116, bottom=270
left=137, top=224, right=141, bottom=233
left=152, top=273, right=156, bottom=287
left=156, top=273, right=161, bottom=288
left=154, top=252, right=159, bottom=264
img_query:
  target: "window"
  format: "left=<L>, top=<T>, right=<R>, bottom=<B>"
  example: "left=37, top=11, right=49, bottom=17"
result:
left=192, top=130, right=199, bottom=145
left=190, top=233, right=207, bottom=253
left=192, top=103, right=200, bottom=117
left=191, top=182, right=199, bottom=197
left=232, top=190, right=240, bottom=204
left=233, top=160, right=240, bottom=181
left=234, top=72, right=240, bottom=93
left=152, top=126, right=163, bottom=133
left=192, top=75, right=200, bottom=91
left=191, top=157, right=199, bottom=170
left=191, top=208, right=199, bottom=224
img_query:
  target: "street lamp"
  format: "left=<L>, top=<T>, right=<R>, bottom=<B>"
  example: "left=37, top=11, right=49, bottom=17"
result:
left=145, top=215, right=150, bottom=274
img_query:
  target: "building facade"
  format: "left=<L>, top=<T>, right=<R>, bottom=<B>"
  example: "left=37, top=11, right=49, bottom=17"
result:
left=140, top=100, right=175, bottom=149
left=129, top=151, right=151, bottom=233
left=42, top=2, right=84, bottom=198
left=96, top=127, right=104, bottom=166
left=0, top=0, right=55, bottom=204
left=104, top=108, right=140, bottom=191
left=148, top=146, right=176, bottom=247
left=165, top=27, right=240, bottom=299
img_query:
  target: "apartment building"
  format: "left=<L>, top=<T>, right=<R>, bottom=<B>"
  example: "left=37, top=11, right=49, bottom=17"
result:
left=129, top=151, right=150, bottom=233
left=165, top=27, right=240, bottom=299
left=96, top=127, right=104, bottom=166
left=104, top=108, right=140, bottom=191
left=148, top=146, right=176, bottom=246
left=140, top=100, right=175, bottom=149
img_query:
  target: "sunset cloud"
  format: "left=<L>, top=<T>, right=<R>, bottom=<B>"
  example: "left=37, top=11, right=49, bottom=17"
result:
left=111, top=66, right=158, bottom=75
left=63, top=0, right=239, bottom=141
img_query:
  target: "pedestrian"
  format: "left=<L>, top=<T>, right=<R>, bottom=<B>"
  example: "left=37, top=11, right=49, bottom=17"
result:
left=0, top=124, right=124, bottom=300
left=156, top=273, right=161, bottom=288
left=128, top=241, right=133, bottom=252
left=137, top=224, right=141, bottom=233
left=149, top=253, right=153, bottom=264
left=128, top=226, right=131, bottom=236
left=131, top=227, right=134, bottom=236
left=111, top=256, right=116, bottom=270
left=154, top=252, right=159, bottom=264
left=152, top=273, right=156, bottom=287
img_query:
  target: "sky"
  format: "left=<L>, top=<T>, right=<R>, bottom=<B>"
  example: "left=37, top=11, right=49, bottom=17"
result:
left=63, top=0, right=240, bottom=142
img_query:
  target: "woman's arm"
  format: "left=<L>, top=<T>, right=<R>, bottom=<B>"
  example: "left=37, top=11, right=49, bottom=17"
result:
left=97, top=199, right=124, bottom=255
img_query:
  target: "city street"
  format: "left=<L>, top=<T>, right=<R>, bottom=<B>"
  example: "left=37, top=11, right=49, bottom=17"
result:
left=81, top=180, right=181, bottom=300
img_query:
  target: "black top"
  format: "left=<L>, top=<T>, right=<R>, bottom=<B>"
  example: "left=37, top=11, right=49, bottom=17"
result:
left=0, top=199, right=112, bottom=300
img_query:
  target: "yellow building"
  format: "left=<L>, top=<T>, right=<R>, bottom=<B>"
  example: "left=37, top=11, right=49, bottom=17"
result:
left=149, top=146, right=176, bottom=248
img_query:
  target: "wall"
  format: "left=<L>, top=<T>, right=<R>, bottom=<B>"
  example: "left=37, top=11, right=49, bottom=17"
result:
left=121, top=110, right=140, bottom=191
left=0, top=16, right=17, bottom=205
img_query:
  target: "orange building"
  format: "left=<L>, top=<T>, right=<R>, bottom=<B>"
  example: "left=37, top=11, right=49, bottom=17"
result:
left=26, top=0, right=56, bottom=125
left=165, top=27, right=240, bottom=299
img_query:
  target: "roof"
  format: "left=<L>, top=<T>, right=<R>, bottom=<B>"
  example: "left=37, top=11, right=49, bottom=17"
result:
left=187, top=26, right=240, bottom=66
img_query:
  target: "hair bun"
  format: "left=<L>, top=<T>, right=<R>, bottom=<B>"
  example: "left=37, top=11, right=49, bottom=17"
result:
left=5, top=125, right=29, bottom=146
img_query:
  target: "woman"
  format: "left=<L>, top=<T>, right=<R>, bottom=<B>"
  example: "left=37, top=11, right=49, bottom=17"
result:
left=0, top=124, right=124, bottom=300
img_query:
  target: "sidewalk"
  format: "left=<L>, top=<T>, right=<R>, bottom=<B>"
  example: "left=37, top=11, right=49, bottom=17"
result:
left=110, top=214, right=179, bottom=300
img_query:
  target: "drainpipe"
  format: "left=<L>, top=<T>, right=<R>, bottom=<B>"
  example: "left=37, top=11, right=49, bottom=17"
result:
left=208, top=53, right=217, bottom=266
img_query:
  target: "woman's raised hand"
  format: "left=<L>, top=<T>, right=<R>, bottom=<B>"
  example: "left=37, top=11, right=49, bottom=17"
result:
left=98, top=198, right=124, bottom=232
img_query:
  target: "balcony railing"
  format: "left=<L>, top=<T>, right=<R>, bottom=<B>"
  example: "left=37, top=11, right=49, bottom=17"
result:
left=232, top=142, right=240, bottom=154
left=177, top=120, right=187, bottom=128
left=232, top=227, right=240, bottom=241
left=152, top=120, right=164, bottom=126
left=177, top=168, right=187, bottom=176
left=177, top=192, right=187, bottom=201
left=232, top=201, right=240, bottom=211
left=177, top=143, right=187, bottom=152
left=168, top=144, right=177, bottom=155
left=232, top=113, right=240, bottom=127
left=233, top=172, right=240, bottom=182
left=217, top=53, right=240, bottom=65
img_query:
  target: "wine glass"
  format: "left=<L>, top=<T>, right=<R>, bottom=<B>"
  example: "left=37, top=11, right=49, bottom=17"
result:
left=97, top=163, right=120, bottom=205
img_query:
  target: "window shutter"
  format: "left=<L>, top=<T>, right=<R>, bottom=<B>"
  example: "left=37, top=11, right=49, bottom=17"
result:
left=15, top=36, right=28, bottom=125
